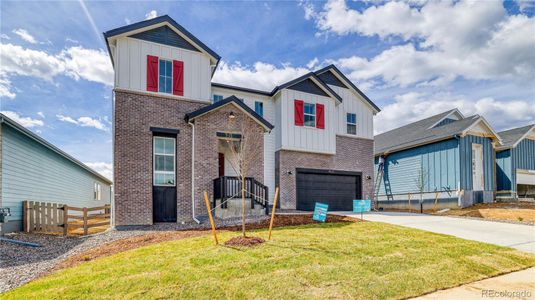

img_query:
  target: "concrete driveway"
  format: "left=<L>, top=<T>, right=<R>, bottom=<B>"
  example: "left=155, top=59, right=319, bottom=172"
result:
left=335, top=212, right=535, bottom=253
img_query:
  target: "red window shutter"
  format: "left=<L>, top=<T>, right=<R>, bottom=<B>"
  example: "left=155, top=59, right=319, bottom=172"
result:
left=146, top=55, right=158, bottom=92
left=316, top=103, right=325, bottom=129
left=294, top=100, right=304, bottom=126
left=173, top=60, right=184, bottom=96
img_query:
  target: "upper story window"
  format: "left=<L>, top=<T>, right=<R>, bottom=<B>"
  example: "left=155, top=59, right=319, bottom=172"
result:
left=347, top=113, right=357, bottom=135
left=304, top=102, right=316, bottom=127
left=94, top=182, right=102, bottom=201
left=255, top=101, right=264, bottom=117
left=213, top=94, right=224, bottom=103
left=159, top=59, right=173, bottom=94
left=153, top=136, right=176, bottom=186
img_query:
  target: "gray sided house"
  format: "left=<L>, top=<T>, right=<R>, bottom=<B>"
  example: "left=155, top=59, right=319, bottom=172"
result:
left=496, top=124, right=535, bottom=200
left=374, top=109, right=501, bottom=209
left=0, top=113, right=112, bottom=233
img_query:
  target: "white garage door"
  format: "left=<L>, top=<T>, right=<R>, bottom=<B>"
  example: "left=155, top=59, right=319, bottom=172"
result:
left=517, top=170, right=535, bottom=185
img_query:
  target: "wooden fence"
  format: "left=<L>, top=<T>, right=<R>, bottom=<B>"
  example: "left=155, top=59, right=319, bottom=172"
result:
left=23, top=201, right=111, bottom=236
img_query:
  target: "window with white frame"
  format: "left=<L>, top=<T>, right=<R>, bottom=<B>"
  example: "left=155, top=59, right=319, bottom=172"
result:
left=213, top=94, right=224, bottom=103
left=347, top=113, right=357, bottom=135
left=158, top=59, right=173, bottom=94
left=255, top=101, right=264, bottom=117
left=94, top=182, right=102, bottom=200
left=153, top=136, right=176, bottom=186
left=304, top=102, right=316, bottom=127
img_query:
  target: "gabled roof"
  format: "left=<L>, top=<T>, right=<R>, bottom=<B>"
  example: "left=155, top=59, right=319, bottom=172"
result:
left=211, top=83, right=272, bottom=97
left=374, top=109, right=499, bottom=156
left=271, top=72, right=343, bottom=103
left=0, top=113, right=112, bottom=184
left=497, top=124, right=535, bottom=150
left=184, top=96, right=274, bottom=131
left=314, top=64, right=381, bottom=113
left=103, top=15, right=220, bottom=73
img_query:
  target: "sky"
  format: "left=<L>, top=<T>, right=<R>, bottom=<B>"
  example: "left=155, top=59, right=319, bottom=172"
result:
left=1, top=0, right=534, bottom=180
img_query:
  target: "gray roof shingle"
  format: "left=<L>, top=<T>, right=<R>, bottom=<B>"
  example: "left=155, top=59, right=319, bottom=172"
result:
left=497, top=124, right=535, bottom=149
left=374, top=109, right=481, bottom=156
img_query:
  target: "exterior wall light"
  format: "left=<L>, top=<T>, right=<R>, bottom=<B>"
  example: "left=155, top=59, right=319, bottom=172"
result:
left=229, top=112, right=235, bottom=119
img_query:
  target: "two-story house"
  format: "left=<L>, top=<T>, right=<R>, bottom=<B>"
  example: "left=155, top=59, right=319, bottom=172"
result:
left=104, top=15, right=380, bottom=226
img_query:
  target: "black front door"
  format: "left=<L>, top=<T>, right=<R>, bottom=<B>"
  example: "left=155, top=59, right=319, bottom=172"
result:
left=152, top=135, right=177, bottom=222
left=153, top=186, right=177, bottom=222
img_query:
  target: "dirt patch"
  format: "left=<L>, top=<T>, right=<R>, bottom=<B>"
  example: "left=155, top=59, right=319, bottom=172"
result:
left=227, top=213, right=359, bottom=231
left=433, top=202, right=535, bottom=223
left=224, top=236, right=265, bottom=247
left=54, top=231, right=207, bottom=270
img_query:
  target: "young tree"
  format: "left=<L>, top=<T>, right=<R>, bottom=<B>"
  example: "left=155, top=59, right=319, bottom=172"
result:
left=414, top=167, right=428, bottom=213
left=224, top=112, right=264, bottom=237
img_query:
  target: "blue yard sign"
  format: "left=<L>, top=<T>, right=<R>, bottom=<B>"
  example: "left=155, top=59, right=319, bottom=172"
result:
left=313, top=202, right=329, bottom=222
left=353, top=199, right=371, bottom=220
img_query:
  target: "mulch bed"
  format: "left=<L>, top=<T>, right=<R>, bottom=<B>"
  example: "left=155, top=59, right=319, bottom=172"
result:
left=224, top=236, right=265, bottom=247
left=53, top=214, right=358, bottom=271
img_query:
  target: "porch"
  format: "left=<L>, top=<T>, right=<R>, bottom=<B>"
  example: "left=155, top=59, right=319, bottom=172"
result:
left=212, top=176, right=269, bottom=219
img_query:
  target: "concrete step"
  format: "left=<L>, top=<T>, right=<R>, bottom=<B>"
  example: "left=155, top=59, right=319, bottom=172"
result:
left=214, top=198, right=266, bottom=219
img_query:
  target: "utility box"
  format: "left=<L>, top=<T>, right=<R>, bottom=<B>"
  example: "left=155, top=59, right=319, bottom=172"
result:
left=0, top=208, right=11, bottom=224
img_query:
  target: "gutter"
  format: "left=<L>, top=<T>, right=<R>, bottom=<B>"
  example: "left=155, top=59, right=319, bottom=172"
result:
left=188, top=121, right=201, bottom=224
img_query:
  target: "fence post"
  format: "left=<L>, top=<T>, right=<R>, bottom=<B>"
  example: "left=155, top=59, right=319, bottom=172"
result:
left=408, top=193, right=411, bottom=212
left=63, top=205, right=69, bottom=236
left=23, top=201, right=28, bottom=233
left=433, top=191, right=439, bottom=212
left=83, top=207, right=88, bottom=235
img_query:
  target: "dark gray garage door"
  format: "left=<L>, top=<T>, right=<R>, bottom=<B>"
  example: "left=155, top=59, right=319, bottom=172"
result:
left=296, top=169, right=361, bottom=211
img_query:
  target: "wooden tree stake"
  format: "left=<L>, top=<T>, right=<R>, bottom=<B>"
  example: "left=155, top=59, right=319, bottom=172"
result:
left=203, top=191, right=218, bottom=245
left=433, top=191, right=439, bottom=212
left=408, top=193, right=411, bottom=212
left=268, top=187, right=280, bottom=240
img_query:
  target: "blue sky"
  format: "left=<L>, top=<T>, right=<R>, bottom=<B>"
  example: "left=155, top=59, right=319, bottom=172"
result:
left=1, top=0, right=534, bottom=179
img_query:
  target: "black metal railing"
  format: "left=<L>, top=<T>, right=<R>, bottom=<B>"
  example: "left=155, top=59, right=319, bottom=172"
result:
left=213, top=176, right=269, bottom=212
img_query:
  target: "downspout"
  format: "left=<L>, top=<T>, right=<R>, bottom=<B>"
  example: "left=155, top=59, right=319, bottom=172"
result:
left=453, top=134, right=462, bottom=206
left=188, top=120, right=201, bottom=224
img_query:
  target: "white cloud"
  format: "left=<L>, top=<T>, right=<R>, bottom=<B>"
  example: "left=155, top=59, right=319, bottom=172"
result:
left=1, top=111, right=44, bottom=128
left=374, top=92, right=535, bottom=134
left=65, top=38, right=79, bottom=44
left=0, top=43, right=113, bottom=97
left=145, top=10, right=158, bottom=20
left=312, top=0, right=535, bottom=88
left=300, top=1, right=317, bottom=20
left=84, top=162, right=113, bottom=180
left=37, top=111, right=45, bottom=118
left=0, top=34, right=10, bottom=40
left=12, top=28, right=38, bottom=44
left=213, top=61, right=310, bottom=90
left=0, top=75, right=16, bottom=99
left=56, top=114, right=108, bottom=131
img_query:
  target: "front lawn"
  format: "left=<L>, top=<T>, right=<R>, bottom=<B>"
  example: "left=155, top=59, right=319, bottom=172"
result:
left=4, top=222, right=535, bottom=299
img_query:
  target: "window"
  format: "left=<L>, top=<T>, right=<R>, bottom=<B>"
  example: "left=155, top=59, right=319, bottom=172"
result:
left=255, top=101, right=264, bottom=117
left=153, top=136, right=176, bottom=186
left=304, top=102, right=316, bottom=127
left=213, top=94, right=224, bottom=103
left=94, top=182, right=102, bottom=201
left=158, top=59, right=172, bottom=94
left=347, top=113, right=357, bottom=135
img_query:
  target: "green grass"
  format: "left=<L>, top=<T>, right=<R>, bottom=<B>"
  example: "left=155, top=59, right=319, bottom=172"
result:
left=4, top=222, right=535, bottom=300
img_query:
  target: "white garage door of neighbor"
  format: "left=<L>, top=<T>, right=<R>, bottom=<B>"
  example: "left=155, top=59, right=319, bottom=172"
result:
left=517, top=170, right=535, bottom=185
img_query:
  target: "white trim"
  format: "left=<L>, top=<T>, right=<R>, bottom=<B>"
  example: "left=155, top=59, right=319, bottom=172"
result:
left=336, top=134, right=374, bottom=141
left=512, top=125, right=535, bottom=149
left=303, top=102, right=316, bottom=128
left=427, top=109, right=465, bottom=129
left=188, top=101, right=272, bottom=132
left=276, top=146, right=335, bottom=155
left=107, top=21, right=218, bottom=64
left=309, top=76, right=342, bottom=105
left=153, top=136, right=176, bottom=187
left=461, top=116, right=502, bottom=144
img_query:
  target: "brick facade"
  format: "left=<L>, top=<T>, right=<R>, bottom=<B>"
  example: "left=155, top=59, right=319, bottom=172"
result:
left=114, top=90, right=265, bottom=225
left=275, top=136, right=374, bottom=209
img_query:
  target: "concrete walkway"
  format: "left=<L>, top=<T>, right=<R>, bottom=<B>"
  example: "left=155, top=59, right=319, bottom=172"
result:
left=413, top=267, right=535, bottom=299
left=335, top=212, right=535, bottom=253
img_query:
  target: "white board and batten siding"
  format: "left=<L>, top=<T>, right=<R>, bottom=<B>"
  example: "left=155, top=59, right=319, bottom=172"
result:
left=329, top=85, right=374, bottom=140
left=116, top=37, right=212, bottom=102
left=210, top=87, right=276, bottom=202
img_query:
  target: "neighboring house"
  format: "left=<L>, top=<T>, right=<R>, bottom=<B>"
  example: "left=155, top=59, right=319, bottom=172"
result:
left=374, top=109, right=501, bottom=209
left=496, top=124, right=535, bottom=200
left=0, top=113, right=112, bottom=234
left=104, top=15, right=380, bottom=226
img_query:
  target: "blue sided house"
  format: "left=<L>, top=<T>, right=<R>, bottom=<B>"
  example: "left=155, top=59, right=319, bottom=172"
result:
left=374, top=109, right=501, bottom=209
left=0, top=113, right=112, bottom=233
left=496, top=124, right=535, bottom=200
